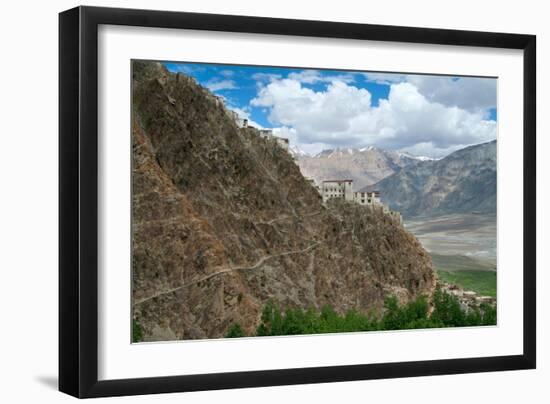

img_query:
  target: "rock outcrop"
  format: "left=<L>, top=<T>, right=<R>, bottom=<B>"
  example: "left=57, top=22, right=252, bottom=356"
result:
left=131, top=61, right=437, bottom=341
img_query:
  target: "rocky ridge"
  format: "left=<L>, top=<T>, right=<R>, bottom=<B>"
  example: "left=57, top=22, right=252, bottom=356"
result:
left=131, top=61, right=437, bottom=341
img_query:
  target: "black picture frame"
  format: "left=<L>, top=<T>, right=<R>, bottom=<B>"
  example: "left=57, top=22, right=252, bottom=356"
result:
left=59, top=5, right=536, bottom=398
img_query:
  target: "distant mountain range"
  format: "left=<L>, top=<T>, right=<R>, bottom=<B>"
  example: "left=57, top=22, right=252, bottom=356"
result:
left=361, top=140, right=497, bottom=218
left=294, top=146, right=435, bottom=189
left=294, top=141, right=496, bottom=219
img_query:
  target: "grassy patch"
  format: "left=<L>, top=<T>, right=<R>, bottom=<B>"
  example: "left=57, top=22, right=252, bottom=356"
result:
left=430, top=254, right=496, bottom=297
left=431, top=253, right=496, bottom=272
left=437, top=270, right=496, bottom=297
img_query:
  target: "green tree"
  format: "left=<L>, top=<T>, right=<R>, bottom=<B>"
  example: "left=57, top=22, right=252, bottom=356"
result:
left=250, top=289, right=495, bottom=337
left=480, top=303, right=497, bottom=325
left=431, top=289, right=466, bottom=327
left=225, top=323, right=245, bottom=338
left=257, top=300, right=284, bottom=336
left=132, top=319, right=144, bottom=343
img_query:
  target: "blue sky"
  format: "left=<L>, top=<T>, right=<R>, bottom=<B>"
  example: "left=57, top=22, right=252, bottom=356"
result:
left=164, top=61, right=497, bottom=158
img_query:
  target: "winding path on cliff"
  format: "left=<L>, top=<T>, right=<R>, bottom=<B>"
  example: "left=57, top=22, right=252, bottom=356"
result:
left=135, top=241, right=321, bottom=305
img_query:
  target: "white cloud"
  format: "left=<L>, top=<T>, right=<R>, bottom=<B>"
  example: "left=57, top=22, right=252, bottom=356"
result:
left=167, top=64, right=205, bottom=75
left=250, top=78, right=496, bottom=158
left=364, top=72, right=496, bottom=113
left=407, top=75, right=496, bottom=112
left=251, top=72, right=282, bottom=82
left=363, top=72, right=407, bottom=85
left=205, top=78, right=238, bottom=92
left=287, top=69, right=355, bottom=84
left=252, top=79, right=371, bottom=136
left=287, top=70, right=320, bottom=84
left=219, top=69, right=234, bottom=78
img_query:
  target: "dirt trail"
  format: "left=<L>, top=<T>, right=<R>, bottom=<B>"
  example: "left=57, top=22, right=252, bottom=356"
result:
left=261, top=210, right=323, bottom=225
left=135, top=241, right=321, bottom=305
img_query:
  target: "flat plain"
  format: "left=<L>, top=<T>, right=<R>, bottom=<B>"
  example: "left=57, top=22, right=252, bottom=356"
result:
left=405, top=213, right=497, bottom=296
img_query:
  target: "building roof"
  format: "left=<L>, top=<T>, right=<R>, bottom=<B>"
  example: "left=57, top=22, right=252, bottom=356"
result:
left=322, top=179, right=353, bottom=183
left=354, top=190, right=380, bottom=195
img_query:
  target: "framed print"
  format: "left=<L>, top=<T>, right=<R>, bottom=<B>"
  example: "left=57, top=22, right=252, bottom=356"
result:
left=59, top=6, right=536, bottom=398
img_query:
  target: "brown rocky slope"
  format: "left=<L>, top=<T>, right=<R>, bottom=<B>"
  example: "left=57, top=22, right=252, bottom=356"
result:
left=131, top=61, right=437, bottom=341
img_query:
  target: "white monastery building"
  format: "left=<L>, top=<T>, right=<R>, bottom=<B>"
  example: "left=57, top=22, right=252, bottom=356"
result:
left=354, top=190, right=381, bottom=206
left=321, top=180, right=354, bottom=203
left=321, top=180, right=381, bottom=207
left=318, top=179, right=402, bottom=224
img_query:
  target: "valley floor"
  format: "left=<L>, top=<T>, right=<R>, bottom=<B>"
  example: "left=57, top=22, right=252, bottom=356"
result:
left=404, top=213, right=497, bottom=297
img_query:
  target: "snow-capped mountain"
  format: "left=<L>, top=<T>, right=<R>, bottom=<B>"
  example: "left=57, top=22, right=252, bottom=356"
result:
left=295, top=146, right=423, bottom=189
left=396, top=151, right=439, bottom=162
left=288, top=145, right=309, bottom=157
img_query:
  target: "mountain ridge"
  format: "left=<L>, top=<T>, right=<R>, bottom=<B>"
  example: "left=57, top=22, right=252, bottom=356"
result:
left=295, top=146, right=423, bottom=189
left=131, top=61, right=437, bottom=341
left=363, top=140, right=497, bottom=218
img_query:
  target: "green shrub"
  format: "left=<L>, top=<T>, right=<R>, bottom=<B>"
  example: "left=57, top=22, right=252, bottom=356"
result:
left=132, top=319, right=144, bottom=343
left=382, top=295, right=430, bottom=330
left=225, top=323, right=245, bottom=338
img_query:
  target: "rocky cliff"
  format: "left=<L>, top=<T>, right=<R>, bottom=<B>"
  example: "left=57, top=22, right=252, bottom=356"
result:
left=131, top=61, right=436, bottom=341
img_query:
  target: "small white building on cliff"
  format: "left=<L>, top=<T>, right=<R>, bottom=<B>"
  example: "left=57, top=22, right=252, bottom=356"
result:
left=321, top=180, right=354, bottom=203
left=353, top=190, right=381, bottom=206
left=224, top=105, right=290, bottom=151
left=321, top=179, right=381, bottom=207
